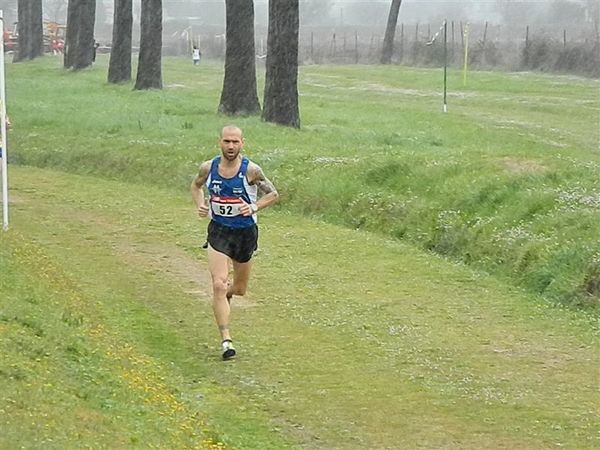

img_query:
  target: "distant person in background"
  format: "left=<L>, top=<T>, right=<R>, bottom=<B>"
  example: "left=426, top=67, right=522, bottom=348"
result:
left=51, top=39, right=60, bottom=55
left=192, top=46, right=201, bottom=65
left=191, top=125, right=279, bottom=360
left=93, top=41, right=100, bottom=62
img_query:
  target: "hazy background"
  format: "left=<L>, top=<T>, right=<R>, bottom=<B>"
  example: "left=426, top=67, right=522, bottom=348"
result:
left=1, top=1, right=597, bottom=74
left=0, top=0, right=596, bottom=42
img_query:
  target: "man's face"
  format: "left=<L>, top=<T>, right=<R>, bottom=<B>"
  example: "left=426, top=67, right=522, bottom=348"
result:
left=219, top=129, right=244, bottom=161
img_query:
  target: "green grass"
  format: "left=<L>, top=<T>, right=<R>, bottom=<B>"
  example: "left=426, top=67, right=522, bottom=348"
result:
left=2, top=166, right=598, bottom=449
left=1, top=55, right=599, bottom=448
left=7, top=56, right=599, bottom=308
left=0, top=171, right=297, bottom=449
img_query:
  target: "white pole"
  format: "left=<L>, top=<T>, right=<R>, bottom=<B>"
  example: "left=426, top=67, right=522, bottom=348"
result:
left=443, top=20, right=448, bottom=113
left=0, top=10, right=8, bottom=231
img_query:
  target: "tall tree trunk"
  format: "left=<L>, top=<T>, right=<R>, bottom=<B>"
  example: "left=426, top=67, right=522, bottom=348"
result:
left=64, top=0, right=80, bottom=68
left=15, top=0, right=43, bottom=62
left=14, top=0, right=30, bottom=62
left=73, top=0, right=96, bottom=70
left=64, top=0, right=96, bottom=70
left=381, top=0, right=403, bottom=64
left=134, top=0, right=162, bottom=90
left=108, top=0, right=133, bottom=83
left=218, top=0, right=260, bottom=115
left=30, top=0, right=44, bottom=58
left=262, top=0, right=300, bottom=128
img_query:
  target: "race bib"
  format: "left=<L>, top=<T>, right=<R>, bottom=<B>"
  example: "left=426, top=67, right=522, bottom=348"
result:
left=211, top=196, right=244, bottom=217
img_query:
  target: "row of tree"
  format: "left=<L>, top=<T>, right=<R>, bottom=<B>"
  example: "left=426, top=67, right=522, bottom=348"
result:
left=217, top=0, right=300, bottom=128
left=14, top=0, right=302, bottom=128
left=14, top=0, right=406, bottom=128
left=110, top=0, right=300, bottom=127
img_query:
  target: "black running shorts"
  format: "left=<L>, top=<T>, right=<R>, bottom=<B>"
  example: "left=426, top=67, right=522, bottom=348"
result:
left=207, top=220, right=258, bottom=263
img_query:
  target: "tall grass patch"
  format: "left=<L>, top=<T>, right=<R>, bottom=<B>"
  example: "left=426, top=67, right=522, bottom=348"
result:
left=6, top=56, right=600, bottom=308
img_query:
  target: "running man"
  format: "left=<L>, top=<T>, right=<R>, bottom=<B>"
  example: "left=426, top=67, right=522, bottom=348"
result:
left=191, top=125, right=279, bottom=360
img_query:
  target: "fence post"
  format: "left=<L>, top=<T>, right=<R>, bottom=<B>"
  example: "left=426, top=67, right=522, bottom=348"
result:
left=400, top=23, right=404, bottom=63
left=523, top=25, right=530, bottom=67
left=451, top=21, right=455, bottom=64
left=481, top=21, right=488, bottom=66
left=563, top=29, right=567, bottom=48
left=310, top=31, right=314, bottom=61
left=355, top=30, right=359, bottom=63
left=331, top=33, right=336, bottom=58
left=483, top=21, right=488, bottom=46
left=414, top=23, right=419, bottom=63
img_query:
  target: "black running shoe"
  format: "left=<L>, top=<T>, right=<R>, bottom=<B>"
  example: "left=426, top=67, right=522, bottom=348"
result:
left=221, top=339, right=236, bottom=360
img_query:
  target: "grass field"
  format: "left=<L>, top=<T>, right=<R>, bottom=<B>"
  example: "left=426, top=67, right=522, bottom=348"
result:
left=8, top=56, right=600, bottom=308
left=1, top=56, right=599, bottom=448
left=2, top=167, right=598, bottom=449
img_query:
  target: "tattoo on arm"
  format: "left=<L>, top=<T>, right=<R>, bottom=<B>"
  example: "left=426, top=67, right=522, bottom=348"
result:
left=252, top=165, right=277, bottom=195
left=194, top=162, right=210, bottom=187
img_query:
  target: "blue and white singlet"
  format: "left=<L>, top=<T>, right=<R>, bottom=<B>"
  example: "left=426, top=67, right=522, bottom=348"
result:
left=206, top=156, right=258, bottom=229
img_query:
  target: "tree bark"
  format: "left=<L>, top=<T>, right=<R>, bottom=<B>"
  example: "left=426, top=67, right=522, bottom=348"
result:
left=134, top=0, right=162, bottom=90
left=218, top=0, right=260, bottom=115
left=381, top=0, right=403, bottom=64
left=262, top=0, right=300, bottom=128
left=14, top=0, right=43, bottom=62
left=108, top=0, right=133, bottom=83
left=64, top=0, right=80, bottom=68
left=64, top=0, right=96, bottom=70
left=14, top=0, right=30, bottom=62
left=30, top=0, right=44, bottom=57
left=73, top=0, right=96, bottom=70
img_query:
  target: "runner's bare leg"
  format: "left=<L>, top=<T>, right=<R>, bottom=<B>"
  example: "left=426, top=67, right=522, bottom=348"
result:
left=227, top=260, right=252, bottom=301
left=208, top=246, right=232, bottom=341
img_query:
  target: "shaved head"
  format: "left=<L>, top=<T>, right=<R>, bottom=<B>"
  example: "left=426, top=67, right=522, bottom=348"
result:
left=219, top=125, right=245, bottom=161
left=220, top=125, right=243, bottom=138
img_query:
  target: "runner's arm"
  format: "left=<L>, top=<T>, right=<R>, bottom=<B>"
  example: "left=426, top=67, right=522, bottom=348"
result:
left=248, top=163, right=279, bottom=212
left=191, top=161, right=211, bottom=217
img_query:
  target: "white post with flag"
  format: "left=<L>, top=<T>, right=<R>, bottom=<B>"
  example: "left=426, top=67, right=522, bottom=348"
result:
left=463, top=23, right=470, bottom=87
left=0, top=10, right=8, bottom=231
left=443, top=19, right=448, bottom=113
left=426, top=21, right=449, bottom=113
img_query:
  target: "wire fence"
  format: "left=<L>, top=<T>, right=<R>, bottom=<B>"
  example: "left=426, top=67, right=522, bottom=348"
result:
left=162, top=21, right=600, bottom=77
